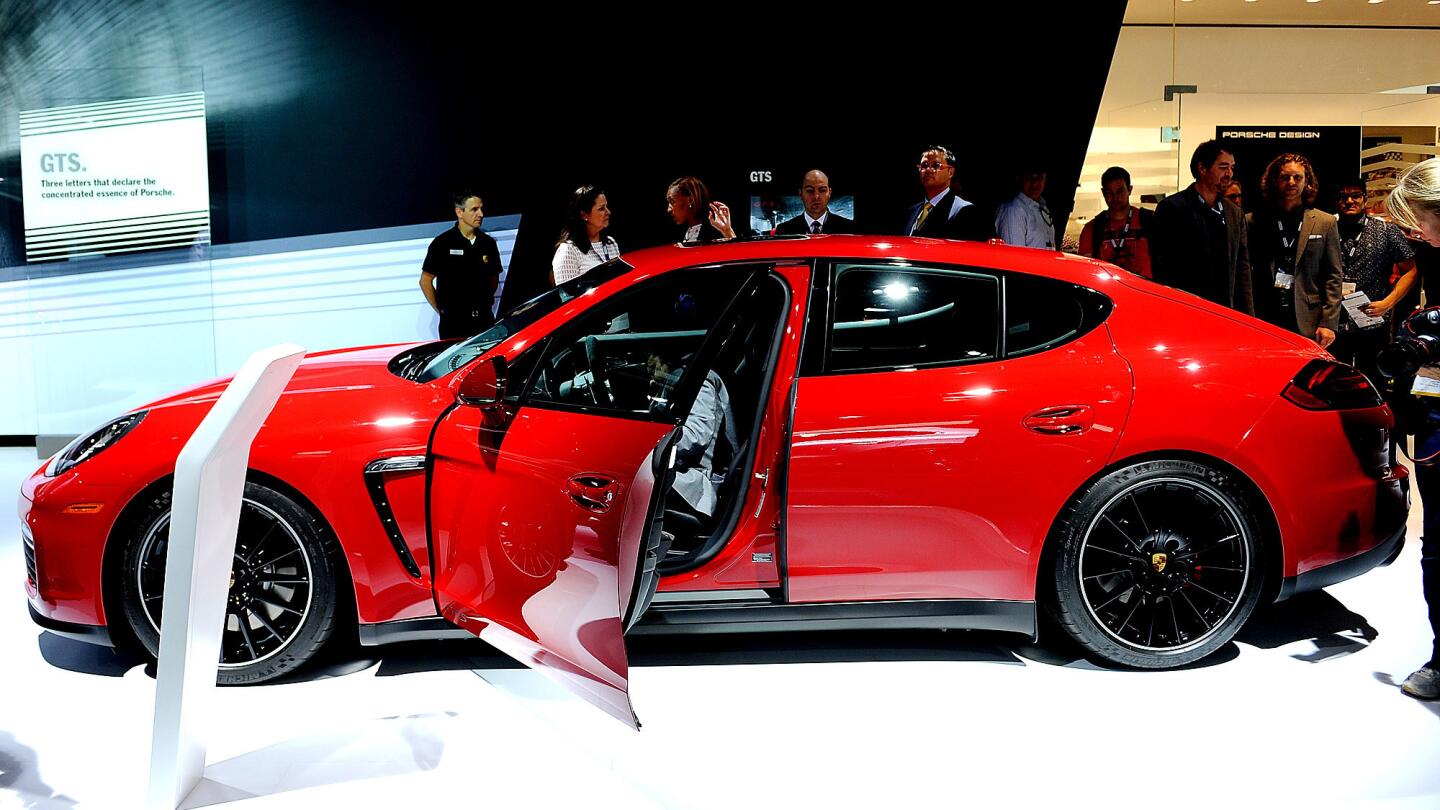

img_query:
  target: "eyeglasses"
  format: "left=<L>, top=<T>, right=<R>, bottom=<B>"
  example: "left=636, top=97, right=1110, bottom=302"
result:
left=917, top=162, right=950, bottom=172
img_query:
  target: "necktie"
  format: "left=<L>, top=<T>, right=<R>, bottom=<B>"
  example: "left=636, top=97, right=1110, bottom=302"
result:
left=913, top=202, right=934, bottom=234
left=810, top=220, right=822, bottom=234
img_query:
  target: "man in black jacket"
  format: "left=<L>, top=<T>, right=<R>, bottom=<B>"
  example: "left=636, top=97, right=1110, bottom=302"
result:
left=775, top=170, right=855, bottom=235
left=1151, top=140, right=1254, bottom=316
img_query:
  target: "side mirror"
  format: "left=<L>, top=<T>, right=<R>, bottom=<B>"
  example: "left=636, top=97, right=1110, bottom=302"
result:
left=458, top=355, right=507, bottom=405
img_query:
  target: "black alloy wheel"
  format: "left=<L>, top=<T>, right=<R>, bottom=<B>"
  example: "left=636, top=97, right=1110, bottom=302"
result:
left=1048, top=460, right=1265, bottom=668
left=119, top=482, right=341, bottom=684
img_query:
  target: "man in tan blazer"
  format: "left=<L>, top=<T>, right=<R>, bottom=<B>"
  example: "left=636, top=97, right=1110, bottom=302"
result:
left=1246, top=153, right=1342, bottom=348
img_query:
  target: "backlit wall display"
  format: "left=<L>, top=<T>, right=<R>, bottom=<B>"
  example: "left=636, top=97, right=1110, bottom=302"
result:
left=19, top=92, right=210, bottom=263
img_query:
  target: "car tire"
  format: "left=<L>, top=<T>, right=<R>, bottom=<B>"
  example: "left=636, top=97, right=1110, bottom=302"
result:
left=1047, top=459, right=1265, bottom=669
left=119, top=481, right=341, bottom=685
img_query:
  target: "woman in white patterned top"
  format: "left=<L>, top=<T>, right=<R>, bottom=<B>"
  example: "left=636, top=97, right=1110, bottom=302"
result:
left=551, top=185, right=620, bottom=285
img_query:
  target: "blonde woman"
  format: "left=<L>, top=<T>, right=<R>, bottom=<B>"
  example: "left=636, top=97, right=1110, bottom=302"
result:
left=1388, top=158, right=1440, bottom=248
left=1385, top=156, right=1440, bottom=702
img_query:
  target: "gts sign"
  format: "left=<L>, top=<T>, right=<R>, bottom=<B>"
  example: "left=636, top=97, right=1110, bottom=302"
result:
left=39, top=153, right=84, bottom=173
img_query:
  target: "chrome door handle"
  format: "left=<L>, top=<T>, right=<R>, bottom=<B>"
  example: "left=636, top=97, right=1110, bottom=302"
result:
left=565, top=475, right=617, bottom=513
left=1022, top=405, right=1094, bottom=436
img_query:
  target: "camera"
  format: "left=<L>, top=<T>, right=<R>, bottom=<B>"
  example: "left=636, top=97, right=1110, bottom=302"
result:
left=1377, top=307, right=1440, bottom=380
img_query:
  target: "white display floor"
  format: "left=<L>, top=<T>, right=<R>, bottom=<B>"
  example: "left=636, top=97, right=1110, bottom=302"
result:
left=2, top=446, right=1438, bottom=809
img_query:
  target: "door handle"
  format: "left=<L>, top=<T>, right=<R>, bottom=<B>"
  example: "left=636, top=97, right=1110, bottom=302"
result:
left=566, top=474, right=618, bottom=513
left=1022, top=405, right=1094, bottom=436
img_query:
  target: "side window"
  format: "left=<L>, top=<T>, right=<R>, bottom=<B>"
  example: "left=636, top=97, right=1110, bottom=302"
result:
left=1004, top=272, right=1113, bottom=358
left=827, top=264, right=999, bottom=373
left=522, top=266, right=756, bottom=418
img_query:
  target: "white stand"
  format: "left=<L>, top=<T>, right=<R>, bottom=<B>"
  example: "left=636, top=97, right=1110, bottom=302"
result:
left=146, top=343, right=306, bottom=810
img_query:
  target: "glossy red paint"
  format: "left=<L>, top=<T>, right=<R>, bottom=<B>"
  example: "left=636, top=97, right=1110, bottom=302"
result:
left=787, top=327, right=1130, bottom=603
left=20, top=235, right=1407, bottom=718
left=23, top=342, right=450, bottom=626
left=430, top=397, right=673, bottom=729
left=1098, top=270, right=1407, bottom=579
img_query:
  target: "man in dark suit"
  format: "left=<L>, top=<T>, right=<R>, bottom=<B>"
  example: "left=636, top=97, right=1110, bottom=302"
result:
left=903, top=146, right=991, bottom=241
left=1246, top=153, right=1342, bottom=348
left=775, top=169, right=855, bottom=235
left=1151, top=140, right=1254, bottom=316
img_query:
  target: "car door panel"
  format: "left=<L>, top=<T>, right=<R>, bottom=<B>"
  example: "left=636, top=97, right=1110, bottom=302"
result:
left=786, top=315, right=1130, bottom=604
left=430, top=404, right=672, bottom=728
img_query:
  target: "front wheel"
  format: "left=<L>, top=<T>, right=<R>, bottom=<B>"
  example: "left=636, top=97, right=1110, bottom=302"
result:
left=1047, top=460, right=1265, bottom=668
left=119, top=482, right=341, bottom=684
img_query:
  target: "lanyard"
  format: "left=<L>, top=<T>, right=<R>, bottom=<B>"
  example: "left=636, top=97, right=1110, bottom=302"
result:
left=1277, top=219, right=1297, bottom=251
left=1107, top=208, right=1133, bottom=251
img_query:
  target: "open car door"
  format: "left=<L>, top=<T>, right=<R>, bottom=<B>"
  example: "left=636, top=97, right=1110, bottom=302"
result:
left=428, top=265, right=767, bottom=728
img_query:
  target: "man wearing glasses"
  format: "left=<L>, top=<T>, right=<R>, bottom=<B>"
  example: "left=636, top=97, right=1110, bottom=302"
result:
left=1329, top=178, right=1416, bottom=381
left=904, top=146, right=989, bottom=241
left=994, top=166, right=1056, bottom=250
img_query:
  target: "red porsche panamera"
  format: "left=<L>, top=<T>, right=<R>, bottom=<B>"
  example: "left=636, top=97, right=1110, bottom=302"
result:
left=20, top=236, right=1408, bottom=726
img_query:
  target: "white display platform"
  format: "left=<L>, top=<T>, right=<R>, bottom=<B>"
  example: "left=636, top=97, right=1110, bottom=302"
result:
left=146, top=344, right=305, bottom=810
left=2, top=446, right=1438, bottom=809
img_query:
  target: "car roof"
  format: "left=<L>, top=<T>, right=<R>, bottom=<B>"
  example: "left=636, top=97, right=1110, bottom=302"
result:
left=619, top=235, right=1119, bottom=290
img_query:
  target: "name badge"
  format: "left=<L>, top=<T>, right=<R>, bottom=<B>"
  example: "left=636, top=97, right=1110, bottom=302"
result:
left=449, top=249, right=464, bottom=256
left=1274, top=271, right=1295, bottom=290
left=1342, top=281, right=1357, bottom=296
left=1308, top=234, right=1323, bottom=240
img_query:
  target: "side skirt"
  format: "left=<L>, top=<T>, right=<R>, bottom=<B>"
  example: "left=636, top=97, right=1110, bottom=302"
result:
left=358, top=598, right=1038, bottom=646
left=630, top=598, right=1037, bottom=639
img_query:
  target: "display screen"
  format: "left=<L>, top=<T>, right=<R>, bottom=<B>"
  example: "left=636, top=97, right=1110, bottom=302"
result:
left=749, top=195, right=856, bottom=235
left=19, top=92, right=211, bottom=263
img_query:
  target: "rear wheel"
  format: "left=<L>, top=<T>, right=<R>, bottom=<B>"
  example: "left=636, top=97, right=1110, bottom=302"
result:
left=119, top=482, right=340, bottom=684
left=1048, top=459, right=1264, bottom=668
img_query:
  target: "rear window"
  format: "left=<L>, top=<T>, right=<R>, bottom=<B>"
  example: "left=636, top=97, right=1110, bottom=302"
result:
left=1004, top=272, right=1112, bottom=357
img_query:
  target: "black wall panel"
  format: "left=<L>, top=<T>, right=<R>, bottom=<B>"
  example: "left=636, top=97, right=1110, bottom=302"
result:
left=0, top=1, right=1127, bottom=302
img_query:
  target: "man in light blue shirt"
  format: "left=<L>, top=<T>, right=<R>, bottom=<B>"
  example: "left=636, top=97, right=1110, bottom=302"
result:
left=994, top=168, right=1056, bottom=250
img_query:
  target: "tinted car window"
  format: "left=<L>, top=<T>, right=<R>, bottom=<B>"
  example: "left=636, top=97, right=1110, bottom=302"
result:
left=417, top=259, right=632, bottom=382
left=1004, top=272, right=1113, bottom=358
left=828, top=264, right=999, bottom=373
left=524, top=266, right=756, bottom=418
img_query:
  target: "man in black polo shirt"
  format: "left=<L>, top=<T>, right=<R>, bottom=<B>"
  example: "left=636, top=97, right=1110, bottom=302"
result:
left=419, top=189, right=503, bottom=340
left=1150, top=140, right=1254, bottom=316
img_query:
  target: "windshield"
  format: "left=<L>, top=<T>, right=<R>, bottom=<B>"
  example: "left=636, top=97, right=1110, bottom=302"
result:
left=416, top=259, right=633, bottom=382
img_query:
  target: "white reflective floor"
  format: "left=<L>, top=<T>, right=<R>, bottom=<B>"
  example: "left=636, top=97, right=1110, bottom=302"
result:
left=2, top=446, right=1438, bottom=810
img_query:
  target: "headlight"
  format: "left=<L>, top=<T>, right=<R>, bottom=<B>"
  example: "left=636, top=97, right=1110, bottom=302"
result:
left=45, top=411, right=147, bottom=477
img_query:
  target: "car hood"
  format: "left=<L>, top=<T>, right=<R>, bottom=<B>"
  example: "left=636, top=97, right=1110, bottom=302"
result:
left=140, top=342, right=430, bottom=411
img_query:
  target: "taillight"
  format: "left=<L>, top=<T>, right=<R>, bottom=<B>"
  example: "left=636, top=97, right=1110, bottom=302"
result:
left=1282, top=359, right=1382, bottom=410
